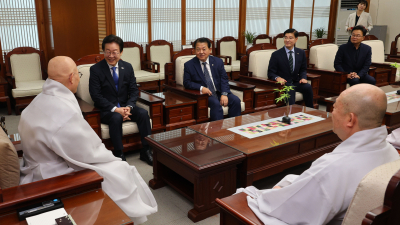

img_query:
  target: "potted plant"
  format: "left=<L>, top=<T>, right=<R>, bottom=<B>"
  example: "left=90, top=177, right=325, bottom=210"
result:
left=314, top=27, right=327, bottom=39
left=274, top=84, right=295, bottom=124
left=242, top=31, right=256, bottom=50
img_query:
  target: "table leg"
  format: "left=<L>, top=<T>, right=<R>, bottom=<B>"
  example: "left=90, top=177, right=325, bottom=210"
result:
left=149, top=149, right=166, bottom=189
left=6, top=97, right=11, bottom=115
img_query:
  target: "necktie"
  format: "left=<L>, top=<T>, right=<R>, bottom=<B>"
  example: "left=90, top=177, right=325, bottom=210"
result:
left=202, top=62, right=217, bottom=99
left=112, top=67, right=120, bottom=107
left=288, top=51, right=293, bottom=72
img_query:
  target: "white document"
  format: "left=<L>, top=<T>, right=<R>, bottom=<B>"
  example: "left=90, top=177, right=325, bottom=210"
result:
left=26, top=208, right=68, bottom=225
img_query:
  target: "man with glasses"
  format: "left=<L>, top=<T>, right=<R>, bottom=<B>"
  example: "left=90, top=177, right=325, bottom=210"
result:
left=268, top=28, right=314, bottom=108
left=89, top=35, right=153, bottom=165
left=334, top=25, right=375, bottom=86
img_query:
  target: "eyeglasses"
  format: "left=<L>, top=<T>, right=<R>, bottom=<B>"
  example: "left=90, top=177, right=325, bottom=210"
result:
left=284, top=37, right=295, bottom=40
left=104, top=51, right=120, bottom=56
left=351, top=35, right=363, bottom=38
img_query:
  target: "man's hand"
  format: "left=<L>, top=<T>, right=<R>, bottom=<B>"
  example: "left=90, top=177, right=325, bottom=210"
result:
left=347, top=72, right=360, bottom=79
left=115, top=107, right=126, bottom=118
left=276, top=77, right=287, bottom=85
left=299, top=78, right=308, bottom=84
left=122, top=107, right=132, bottom=121
left=202, top=87, right=213, bottom=96
left=220, top=95, right=228, bottom=107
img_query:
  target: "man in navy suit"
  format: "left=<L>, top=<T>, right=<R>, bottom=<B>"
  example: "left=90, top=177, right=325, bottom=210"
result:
left=268, top=29, right=314, bottom=108
left=89, top=35, right=153, bottom=165
left=183, top=37, right=241, bottom=121
left=334, top=25, right=375, bottom=86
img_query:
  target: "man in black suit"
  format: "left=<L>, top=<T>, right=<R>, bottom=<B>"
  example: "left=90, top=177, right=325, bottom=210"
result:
left=268, top=29, right=314, bottom=108
left=334, top=25, right=375, bottom=86
left=89, top=35, right=153, bottom=165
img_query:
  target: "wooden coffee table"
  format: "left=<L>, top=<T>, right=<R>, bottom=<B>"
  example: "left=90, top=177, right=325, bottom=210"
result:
left=0, top=189, right=133, bottom=225
left=325, top=85, right=400, bottom=133
left=146, top=128, right=246, bottom=222
left=188, top=104, right=341, bottom=187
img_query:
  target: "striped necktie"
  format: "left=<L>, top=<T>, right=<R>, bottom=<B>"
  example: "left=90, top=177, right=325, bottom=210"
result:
left=202, top=62, right=217, bottom=99
left=112, top=67, right=120, bottom=107
left=288, top=51, right=293, bottom=72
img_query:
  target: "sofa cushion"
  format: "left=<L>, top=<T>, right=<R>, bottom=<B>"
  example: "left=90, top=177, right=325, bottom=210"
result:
left=76, top=64, right=95, bottom=106
left=249, top=50, right=276, bottom=79
left=101, top=119, right=152, bottom=139
left=10, top=53, right=42, bottom=83
left=309, top=44, right=338, bottom=71
left=255, top=39, right=271, bottom=44
left=296, top=36, right=308, bottom=50
left=275, top=37, right=284, bottom=49
left=121, top=47, right=141, bottom=71
left=135, top=70, right=160, bottom=83
left=208, top=102, right=245, bottom=118
left=150, top=45, right=171, bottom=71
left=220, top=41, right=237, bottom=61
left=231, top=60, right=240, bottom=72
left=12, top=80, right=45, bottom=98
left=0, top=129, right=20, bottom=189
left=176, top=55, right=196, bottom=86
left=224, top=65, right=232, bottom=73
left=362, top=40, right=385, bottom=63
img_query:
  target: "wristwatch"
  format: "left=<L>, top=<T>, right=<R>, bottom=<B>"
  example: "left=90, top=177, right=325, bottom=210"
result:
left=127, top=105, right=134, bottom=111
left=221, top=92, right=228, bottom=96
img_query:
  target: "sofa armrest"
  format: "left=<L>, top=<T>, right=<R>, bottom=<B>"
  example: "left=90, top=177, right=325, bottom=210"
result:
left=216, top=55, right=232, bottom=65
left=137, top=91, right=165, bottom=131
left=143, top=60, right=160, bottom=73
left=5, top=72, right=16, bottom=89
left=0, top=170, right=102, bottom=214
left=228, top=81, right=255, bottom=91
left=229, top=81, right=255, bottom=114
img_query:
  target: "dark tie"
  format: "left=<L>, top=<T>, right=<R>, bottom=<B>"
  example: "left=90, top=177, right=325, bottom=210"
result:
left=112, top=67, right=120, bottom=107
left=288, top=51, right=293, bottom=72
left=202, top=62, right=217, bottom=99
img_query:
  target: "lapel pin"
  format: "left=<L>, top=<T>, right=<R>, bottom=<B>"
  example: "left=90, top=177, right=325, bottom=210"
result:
left=121, top=67, right=124, bottom=69
left=212, top=64, right=214, bottom=66
left=297, top=53, right=299, bottom=55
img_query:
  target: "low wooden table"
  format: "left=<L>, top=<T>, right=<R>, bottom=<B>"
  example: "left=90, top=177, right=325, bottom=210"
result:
left=189, top=105, right=341, bottom=186
left=153, top=91, right=197, bottom=130
left=146, top=128, right=246, bottom=222
left=325, top=85, right=400, bottom=133
left=0, top=76, right=11, bottom=115
left=0, top=189, right=133, bottom=225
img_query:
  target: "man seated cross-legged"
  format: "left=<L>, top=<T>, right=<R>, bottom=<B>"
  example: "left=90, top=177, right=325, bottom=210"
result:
left=235, top=84, right=399, bottom=225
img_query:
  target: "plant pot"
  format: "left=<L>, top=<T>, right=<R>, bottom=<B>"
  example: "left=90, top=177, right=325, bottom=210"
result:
left=282, top=116, right=291, bottom=124
left=246, top=44, right=253, bottom=50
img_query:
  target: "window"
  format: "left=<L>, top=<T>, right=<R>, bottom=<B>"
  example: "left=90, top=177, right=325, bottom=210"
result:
left=0, top=0, right=40, bottom=58
left=215, top=0, right=240, bottom=40
left=292, top=0, right=313, bottom=36
left=151, top=0, right=181, bottom=51
left=246, top=0, right=269, bottom=39
left=115, top=0, right=148, bottom=47
left=186, top=0, right=213, bottom=46
left=312, top=0, right=330, bottom=40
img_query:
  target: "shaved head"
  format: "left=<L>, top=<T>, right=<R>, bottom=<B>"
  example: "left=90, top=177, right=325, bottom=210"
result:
left=332, top=84, right=386, bottom=140
left=340, top=84, right=386, bottom=129
left=47, top=56, right=80, bottom=93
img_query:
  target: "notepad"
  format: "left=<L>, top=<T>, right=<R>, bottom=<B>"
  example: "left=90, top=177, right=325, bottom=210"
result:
left=26, top=208, right=68, bottom=225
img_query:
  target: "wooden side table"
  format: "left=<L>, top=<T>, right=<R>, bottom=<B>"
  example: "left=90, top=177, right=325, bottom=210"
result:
left=0, top=76, right=11, bottom=115
left=153, top=92, right=197, bottom=131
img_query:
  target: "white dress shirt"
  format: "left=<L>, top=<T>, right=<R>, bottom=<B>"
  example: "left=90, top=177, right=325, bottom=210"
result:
left=284, top=46, right=295, bottom=71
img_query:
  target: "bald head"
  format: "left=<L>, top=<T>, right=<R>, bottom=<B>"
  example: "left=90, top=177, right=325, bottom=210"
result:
left=339, top=84, right=386, bottom=129
left=48, top=56, right=80, bottom=93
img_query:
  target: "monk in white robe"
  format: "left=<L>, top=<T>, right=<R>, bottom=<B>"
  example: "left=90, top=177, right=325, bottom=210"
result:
left=387, top=128, right=400, bottom=149
left=18, top=56, right=157, bottom=224
left=236, top=84, right=399, bottom=225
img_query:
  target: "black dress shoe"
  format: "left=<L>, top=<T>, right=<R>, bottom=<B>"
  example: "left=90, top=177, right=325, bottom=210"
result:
left=140, top=146, right=153, bottom=166
left=113, top=149, right=126, bottom=161
left=119, top=153, right=126, bottom=161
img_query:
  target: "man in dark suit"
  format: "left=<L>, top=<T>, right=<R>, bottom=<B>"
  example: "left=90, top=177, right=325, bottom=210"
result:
left=183, top=37, right=241, bottom=121
left=89, top=35, right=153, bottom=165
left=268, top=29, right=314, bottom=108
left=334, top=25, right=375, bottom=86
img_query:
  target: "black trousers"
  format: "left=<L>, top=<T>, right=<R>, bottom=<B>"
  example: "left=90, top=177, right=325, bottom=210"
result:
left=288, top=82, right=314, bottom=108
left=347, top=75, right=376, bottom=86
left=101, top=107, right=151, bottom=151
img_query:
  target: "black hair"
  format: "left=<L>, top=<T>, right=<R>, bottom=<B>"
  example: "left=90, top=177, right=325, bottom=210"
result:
left=352, top=25, right=367, bottom=36
left=193, top=37, right=211, bottom=49
left=358, top=0, right=368, bottom=9
left=102, top=34, right=124, bottom=52
left=284, top=28, right=299, bottom=38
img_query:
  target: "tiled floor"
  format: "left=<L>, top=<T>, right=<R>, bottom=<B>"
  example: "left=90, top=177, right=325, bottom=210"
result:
left=0, top=103, right=326, bottom=225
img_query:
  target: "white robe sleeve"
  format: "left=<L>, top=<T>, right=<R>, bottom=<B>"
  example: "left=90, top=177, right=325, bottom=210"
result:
left=387, top=128, right=400, bottom=149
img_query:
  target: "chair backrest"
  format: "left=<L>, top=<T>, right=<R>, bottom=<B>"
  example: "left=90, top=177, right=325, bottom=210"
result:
left=5, top=47, right=46, bottom=83
left=248, top=50, right=276, bottom=79
left=147, top=40, right=173, bottom=71
left=75, top=54, right=105, bottom=106
left=253, top=34, right=272, bottom=45
left=342, top=159, right=400, bottom=225
left=0, top=128, right=20, bottom=190
left=363, top=40, right=385, bottom=63
left=296, top=32, right=310, bottom=50
left=121, top=42, right=143, bottom=71
left=396, top=35, right=400, bottom=54
left=219, top=42, right=237, bottom=61
left=273, top=33, right=285, bottom=49
left=309, top=44, right=338, bottom=71
left=175, top=55, right=196, bottom=86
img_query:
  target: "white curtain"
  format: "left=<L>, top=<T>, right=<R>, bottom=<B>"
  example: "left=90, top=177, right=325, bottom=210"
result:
left=246, top=0, right=269, bottom=38
left=269, top=0, right=291, bottom=36
left=312, top=0, right=330, bottom=40
left=215, top=0, right=240, bottom=40
left=292, top=0, right=313, bottom=36
left=186, top=0, right=213, bottom=46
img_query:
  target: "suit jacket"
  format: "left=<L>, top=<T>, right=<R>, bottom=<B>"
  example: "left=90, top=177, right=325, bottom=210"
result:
left=334, top=42, right=371, bottom=79
left=345, top=11, right=373, bottom=34
left=183, top=56, right=231, bottom=94
left=268, top=47, right=307, bottom=84
left=89, top=59, right=139, bottom=117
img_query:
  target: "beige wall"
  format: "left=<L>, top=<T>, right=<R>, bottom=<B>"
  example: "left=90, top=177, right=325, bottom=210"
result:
left=369, top=0, right=400, bottom=54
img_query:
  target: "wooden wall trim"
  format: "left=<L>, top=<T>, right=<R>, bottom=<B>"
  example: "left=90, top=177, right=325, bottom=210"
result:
left=212, top=0, right=215, bottom=42
left=105, top=0, right=116, bottom=35
left=147, top=0, right=152, bottom=43
left=266, top=0, right=271, bottom=35
left=35, top=0, right=51, bottom=63
left=238, top=0, right=247, bottom=54
left=289, top=0, right=294, bottom=28
left=181, top=0, right=186, bottom=46
left=310, top=0, right=315, bottom=39
left=328, top=0, right=339, bottom=41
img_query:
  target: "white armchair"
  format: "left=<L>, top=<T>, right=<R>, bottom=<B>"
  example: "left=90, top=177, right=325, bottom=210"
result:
left=121, top=42, right=160, bottom=92
left=217, top=36, right=241, bottom=80
left=75, top=54, right=164, bottom=152
left=145, top=40, right=174, bottom=89
left=252, top=34, right=272, bottom=45
left=4, top=47, right=47, bottom=115
left=273, top=33, right=285, bottom=50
